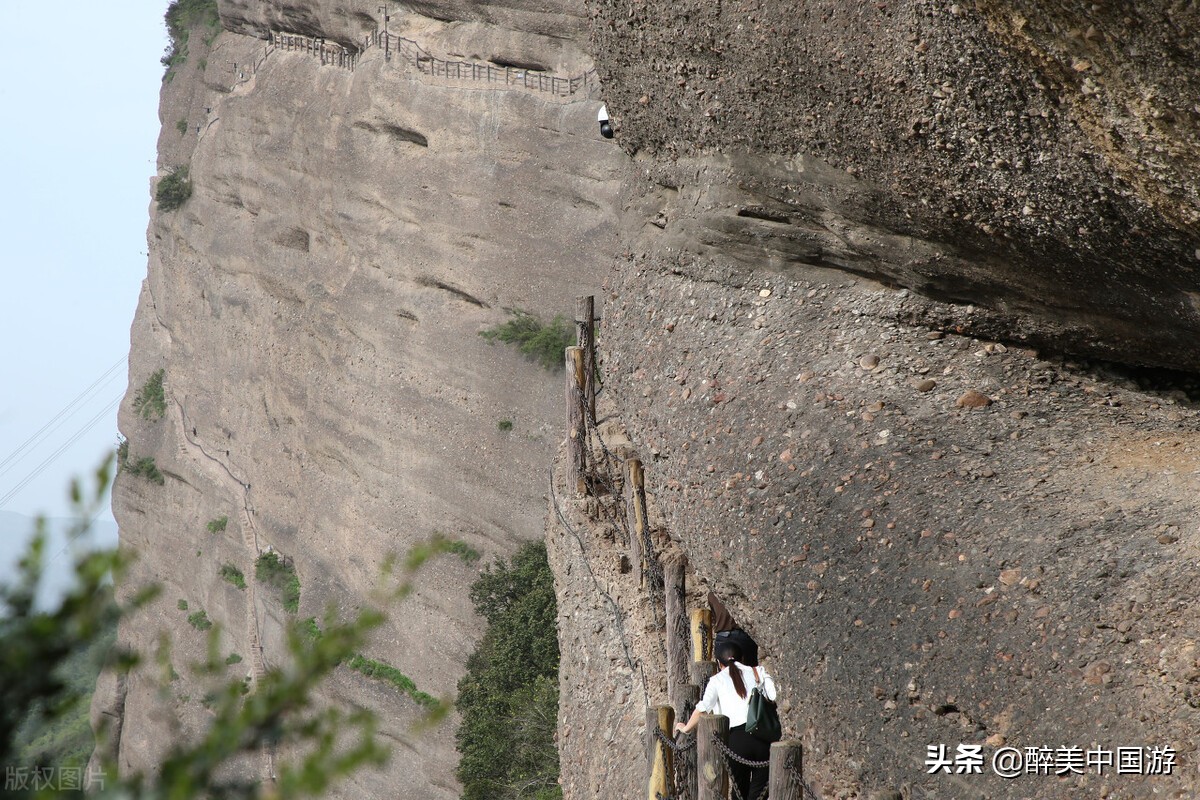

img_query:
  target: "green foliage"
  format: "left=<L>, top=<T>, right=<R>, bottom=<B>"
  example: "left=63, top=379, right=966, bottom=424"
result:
left=456, top=542, right=561, bottom=800
left=300, top=617, right=324, bottom=643
left=256, top=551, right=300, bottom=613
left=218, top=564, right=246, bottom=590
left=224, top=653, right=242, bottom=666
left=156, top=166, right=193, bottom=212
left=497, top=419, right=513, bottom=432
left=177, top=599, right=189, bottom=610
left=162, top=0, right=219, bottom=73
left=122, top=454, right=164, bottom=485
left=116, top=437, right=129, bottom=468
left=15, top=592, right=118, bottom=771
left=176, top=118, right=188, bottom=136
left=0, top=456, right=468, bottom=800
left=207, top=516, right=228, bottom=533
left=187, top=610, right=213, bottom=631
left=444, top=538, right=481, bottom=564
left=133, top=369, right=166, bottom=421
left=480, top=309, right=574, bottom=371
left=347, top=655, right=438, bottom=709
left=398, top=533, right=480, bottom=580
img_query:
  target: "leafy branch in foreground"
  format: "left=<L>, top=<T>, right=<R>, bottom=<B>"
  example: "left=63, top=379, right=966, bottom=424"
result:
left=0, top=456, right=395, bottom=799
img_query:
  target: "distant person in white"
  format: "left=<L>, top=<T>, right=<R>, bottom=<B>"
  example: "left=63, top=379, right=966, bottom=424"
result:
left=598, top=104, right=613, bottom=139
left=674, top=641, right=777, bottom=799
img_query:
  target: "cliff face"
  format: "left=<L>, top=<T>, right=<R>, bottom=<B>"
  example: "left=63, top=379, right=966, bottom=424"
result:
left=552, top=1, right=1200, bottom=798
left=104, top=0, right=1200, bottom=798
left=590, top=0, right=1200, bottom=372
left=98, top=1, right=623, bottom=794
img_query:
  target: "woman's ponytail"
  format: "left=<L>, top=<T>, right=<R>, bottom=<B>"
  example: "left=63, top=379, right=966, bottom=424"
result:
left=715, top=641, right=747, bottom=699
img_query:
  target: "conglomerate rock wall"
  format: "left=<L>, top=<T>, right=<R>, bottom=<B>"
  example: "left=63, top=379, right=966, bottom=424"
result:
left=588, top=0, right=1200, bottom=373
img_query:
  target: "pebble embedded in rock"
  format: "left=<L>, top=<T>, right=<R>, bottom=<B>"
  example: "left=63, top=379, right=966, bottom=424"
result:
left=956, top=390, right=992, bottom=409
left=915, top=378, right=937, bottom=392
left=860, top=354, right=880, bottom=369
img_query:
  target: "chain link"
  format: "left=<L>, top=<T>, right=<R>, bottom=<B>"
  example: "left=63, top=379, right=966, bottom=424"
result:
left=712, top=735, right=771, bottom=768
left=711, top=735, right=770, bottom=800
left=654, top=727, right=698, bottom=753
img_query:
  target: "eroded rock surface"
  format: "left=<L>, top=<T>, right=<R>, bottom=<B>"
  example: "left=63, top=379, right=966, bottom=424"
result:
left=101, top=2, right=623, bottom=795
left=590, top=0, right=1200, bottom=371
left=590, top=255, right=1200, bottom=797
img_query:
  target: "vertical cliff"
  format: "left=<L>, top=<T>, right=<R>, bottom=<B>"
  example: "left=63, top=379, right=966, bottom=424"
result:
left=98, top=1, right=1200, bottom=798
left=97, top=1, right=624, bottom=794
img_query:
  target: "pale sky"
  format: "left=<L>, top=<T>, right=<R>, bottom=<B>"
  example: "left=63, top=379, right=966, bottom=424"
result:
left=0, top=2, right=168, bottom=527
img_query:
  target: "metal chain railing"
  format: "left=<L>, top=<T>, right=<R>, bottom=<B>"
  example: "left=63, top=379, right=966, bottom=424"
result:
left=655, top=728, right=697, bottom=753
left=708, top=737, right=825, bottom=800
left=582, top=402, right=630, bottom=542
left=653, top=728, right=696, bottom=800
left=548, top=468, right=649, bottom=707
left=712, top=736, right=771, bottom=800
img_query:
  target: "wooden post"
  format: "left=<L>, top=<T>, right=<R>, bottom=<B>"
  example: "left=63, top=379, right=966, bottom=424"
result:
left=575, top=295, right=596, bottom=419
left=664, top=554, right=689, bottom=705
left=646, top=706, right=674, bottom=800
left=769, top=741, right=804, bottom=800
left=691, top=608, right=714, bottom=662
left=696, top=714, right=730, bottom=800
left=676, top=684, right=700, bottom=800
left=625, top=458, right=647, bottom=586
left=565, top=347, right=587, bottom=497
left=690, top=660, right=718, bottom=699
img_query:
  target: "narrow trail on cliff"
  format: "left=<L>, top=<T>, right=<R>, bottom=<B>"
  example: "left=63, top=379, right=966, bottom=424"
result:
left=232, top=26, right=599, bottom=104
left=169, top=391, right=275, bottom=782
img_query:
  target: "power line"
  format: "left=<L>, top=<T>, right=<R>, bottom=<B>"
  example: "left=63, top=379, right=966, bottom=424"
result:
left=0, top=393, right=123, bottom=510
left=0, top=356, right=126, bottom=479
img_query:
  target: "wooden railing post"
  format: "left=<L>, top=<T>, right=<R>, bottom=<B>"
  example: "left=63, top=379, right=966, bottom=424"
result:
left=678, top=684, right=700, bottom=800
left=690, top=660, right=718, bottom=700
left=625, top=458, right=647, bottom=587
left=575, top=295, right=596, bottom=419
left=769, top=741, right=804, bottom=800
left=665, top=554, right=689, bottom=705
left=565, top=347, right=587, bottom=497
left=696, top=714, right=729, bottom=800
left=647, top=706, right=674, bottom=800
left=691, top=608, right=714, bottom=662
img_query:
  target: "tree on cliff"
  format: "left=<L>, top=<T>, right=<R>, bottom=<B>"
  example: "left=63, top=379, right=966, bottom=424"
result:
left=456, top=542, right=562, bottom=800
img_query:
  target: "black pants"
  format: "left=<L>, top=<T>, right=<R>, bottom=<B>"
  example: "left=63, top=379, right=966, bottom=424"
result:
left=727, top=724, right=770, bottom=800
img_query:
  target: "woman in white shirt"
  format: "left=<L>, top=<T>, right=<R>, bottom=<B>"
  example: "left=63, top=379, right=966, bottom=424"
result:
left=674, top=641, right=777, bottom=799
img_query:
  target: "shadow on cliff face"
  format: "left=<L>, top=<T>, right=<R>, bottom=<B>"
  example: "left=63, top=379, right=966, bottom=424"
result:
left=595, top=0, right=1200, bottom=374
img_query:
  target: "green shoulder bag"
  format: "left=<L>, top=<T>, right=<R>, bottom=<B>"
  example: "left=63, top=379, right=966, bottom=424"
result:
left=746, top=667, right=782, bottom=743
